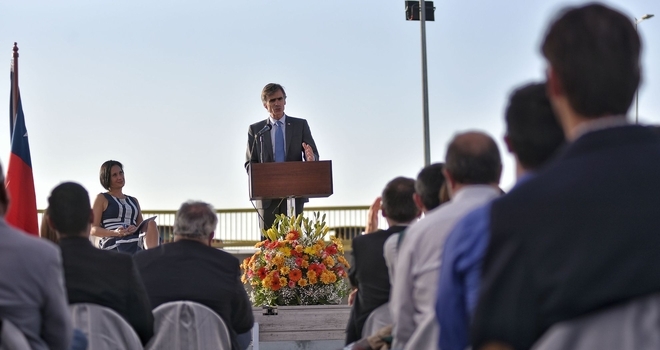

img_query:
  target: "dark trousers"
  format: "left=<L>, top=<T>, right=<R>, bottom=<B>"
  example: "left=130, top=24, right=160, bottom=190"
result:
left=258, top=198, right=305, bottom=231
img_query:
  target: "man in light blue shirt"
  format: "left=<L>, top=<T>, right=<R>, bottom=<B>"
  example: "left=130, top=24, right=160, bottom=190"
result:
left=435, top=82, right=565, bottom=350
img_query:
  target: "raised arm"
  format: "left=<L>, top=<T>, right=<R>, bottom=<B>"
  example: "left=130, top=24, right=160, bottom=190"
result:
left=301, top=119, right=319, bottom=161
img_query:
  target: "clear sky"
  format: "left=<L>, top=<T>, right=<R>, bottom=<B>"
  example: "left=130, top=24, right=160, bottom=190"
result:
left=1, top=0, right=658, bottom=210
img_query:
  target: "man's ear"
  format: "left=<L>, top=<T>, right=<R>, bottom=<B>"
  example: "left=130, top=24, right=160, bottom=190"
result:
left=504, top=135, right=514, bottom=154
left=546, top=66, right=563, bottom=98
left=413, top=193, right=425, bottom=213
left=208, top=231, right=215, bottom=244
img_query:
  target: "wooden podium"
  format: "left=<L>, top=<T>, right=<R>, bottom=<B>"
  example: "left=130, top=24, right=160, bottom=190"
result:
left=249, top=160, right=333, bottom=216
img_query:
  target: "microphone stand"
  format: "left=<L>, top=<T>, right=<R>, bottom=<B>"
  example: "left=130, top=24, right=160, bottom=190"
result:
left=259, top=134, right=265, bottom=163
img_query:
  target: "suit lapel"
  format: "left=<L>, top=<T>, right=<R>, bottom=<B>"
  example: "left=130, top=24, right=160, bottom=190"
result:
left=285, top=117, right=295, bottom=160
left=263, top=129, right=274, bottom=162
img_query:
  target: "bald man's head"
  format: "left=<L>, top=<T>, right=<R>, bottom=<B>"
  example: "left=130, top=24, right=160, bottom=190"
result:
left=445, top=131, right=502, bottom=185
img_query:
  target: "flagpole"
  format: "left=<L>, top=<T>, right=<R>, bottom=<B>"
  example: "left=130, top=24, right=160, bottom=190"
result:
left=11, top=43, right=19, bottom=133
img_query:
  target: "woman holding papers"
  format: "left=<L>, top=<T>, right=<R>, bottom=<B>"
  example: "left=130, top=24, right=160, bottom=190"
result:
left=91, top=160, right=159, bottom=254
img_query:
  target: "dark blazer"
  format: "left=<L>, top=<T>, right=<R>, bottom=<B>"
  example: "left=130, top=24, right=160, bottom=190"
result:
left=472, top=125, right=660, bottom=350
left=133, top=239, right=254, bottom=350
left=59, top=237, right=154, bottom=345
left=346, top=225, right=407, bottom=344
left=244, top=115, right=320, bottom=209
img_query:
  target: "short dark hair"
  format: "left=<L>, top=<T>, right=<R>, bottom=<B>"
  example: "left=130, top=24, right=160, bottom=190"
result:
left=381, top=177, right=418, bottom=223
left=48, top=182, right=91, bottom=237
left=506, top=82, right=566, bottom=170
left=261, top=83, right=287, bottom=104
left=414, top=163, right=446, bottom=211
left=542, top=3, right=640, bottom=118
left=445, top=132, right=501, bottom=185
left=99, top=160, right=122, bottom=190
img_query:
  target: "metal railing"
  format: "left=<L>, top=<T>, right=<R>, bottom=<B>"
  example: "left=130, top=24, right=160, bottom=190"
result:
left=38, top=206, right=385, bottom=247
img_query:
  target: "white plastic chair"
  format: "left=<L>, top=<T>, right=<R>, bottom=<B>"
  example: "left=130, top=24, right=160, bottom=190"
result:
left=146, top=301, right=232, bottom=350
left=69, top=303, right=143, bottom=350
left=0, top=318, right=30, bottom=350
left=532, top=293, right=660, bottom=350
left=361, top=302, right=392, bottom=338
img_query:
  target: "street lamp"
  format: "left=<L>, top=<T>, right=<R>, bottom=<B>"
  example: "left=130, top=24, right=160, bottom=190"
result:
left=405, top=1, right=435, bottom=166
left=634, top=14, right=654, bottom=124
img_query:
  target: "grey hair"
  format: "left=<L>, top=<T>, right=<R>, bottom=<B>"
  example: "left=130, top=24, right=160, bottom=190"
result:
left=173, top=201, right=218, bottom=239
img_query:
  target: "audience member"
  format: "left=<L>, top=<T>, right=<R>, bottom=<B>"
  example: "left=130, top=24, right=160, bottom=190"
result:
left=47, top=182, right=154, bottom=345
left=390, top=132, right=502, bottom=350
left=471, top=4, right=660, bottom=350
left=39, top=208, right=59, bottom=244
left=134, top=201, right=254, bottom=350
left=383, top=163, right=448, bottom=284
left=0, top=164, right=72, bottom=350
left=346, top=177, right=420, bottom=344
left=436, top=82, right=565, bottom=350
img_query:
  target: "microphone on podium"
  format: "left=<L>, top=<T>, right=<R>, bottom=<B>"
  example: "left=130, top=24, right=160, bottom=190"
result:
left=256, top=123, right=272, bottom=137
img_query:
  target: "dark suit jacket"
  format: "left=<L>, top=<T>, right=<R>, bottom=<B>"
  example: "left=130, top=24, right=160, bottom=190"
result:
left=59, top=237, right=154, bottom=345
left=472, top=125, right=660, bottom=350
left=346, top=225, right=406, bottom=343
left=244, top=115, right=319, bottom=210
left=133, top=240, right=254, bottom=350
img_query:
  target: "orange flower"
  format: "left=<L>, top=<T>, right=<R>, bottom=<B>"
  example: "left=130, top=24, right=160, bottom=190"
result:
left=271, top=277, right=282, bottom=291
left=306, top=270, right=317, bottom=280
left=323, top=256, right=335, bottom=267
left=320, top=270, right=337, bottom=284
left=257, top=267, right=268, bottom=280
left=301, top=260, right=309, bottom=268
left=297, top=278, right=308, bottom=287
left=289, top=269, right=302, bottom=282
left=285, top=230, right=300, bottom=241
left=295, top=245, right=304, bottom=253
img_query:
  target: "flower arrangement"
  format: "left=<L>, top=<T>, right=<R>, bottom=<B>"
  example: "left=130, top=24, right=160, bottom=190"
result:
left=241, top=213, right=351, bottom=306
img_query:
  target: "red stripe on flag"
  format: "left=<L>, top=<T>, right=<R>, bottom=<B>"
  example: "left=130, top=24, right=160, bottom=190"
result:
left=5, top=152, right=38, bottom=235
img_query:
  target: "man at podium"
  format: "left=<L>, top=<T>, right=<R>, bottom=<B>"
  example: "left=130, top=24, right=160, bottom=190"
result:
left=245, top=83, right=320, bottom=230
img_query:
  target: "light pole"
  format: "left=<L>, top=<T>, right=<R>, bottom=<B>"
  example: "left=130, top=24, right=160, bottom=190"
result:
left=634, top=14, right=654, bottom=124
left=405, top=1, right=435, bottom=166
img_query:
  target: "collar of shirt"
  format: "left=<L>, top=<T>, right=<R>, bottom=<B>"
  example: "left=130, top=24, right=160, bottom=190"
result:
left=268, top=114, right=287, bottom=126
left=570, top=115, right=629, bottom=141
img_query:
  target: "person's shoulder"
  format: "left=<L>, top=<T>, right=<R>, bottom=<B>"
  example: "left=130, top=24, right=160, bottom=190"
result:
left=249, top=119, right=268, bottom=128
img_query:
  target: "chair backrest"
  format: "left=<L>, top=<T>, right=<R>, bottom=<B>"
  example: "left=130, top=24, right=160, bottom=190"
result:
left=70, top=303, right=143, bottom=350
left=362, top=302, right=392, bottom=339
left=0, top=319, right=30, bottom=350
left=532, top=293, right=660, bottom=350
left=146, top=301, right=232, bottom=350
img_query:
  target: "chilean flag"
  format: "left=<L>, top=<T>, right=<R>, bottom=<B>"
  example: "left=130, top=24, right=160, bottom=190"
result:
left=6, top=72, right=38, bottom=235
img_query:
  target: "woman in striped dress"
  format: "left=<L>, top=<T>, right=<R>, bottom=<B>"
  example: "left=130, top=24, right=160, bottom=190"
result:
left=91, top=160, right=159, bottom=254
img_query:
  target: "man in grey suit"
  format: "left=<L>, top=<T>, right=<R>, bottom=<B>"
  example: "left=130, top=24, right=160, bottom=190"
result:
left=245, top=83, right=320, bottom=229
left=0, top=163, right=72, bottom=350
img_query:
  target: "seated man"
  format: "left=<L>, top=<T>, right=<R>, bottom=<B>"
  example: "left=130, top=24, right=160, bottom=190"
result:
left=134, top=201, right=254, bottom=350
left=47, top=182, right=154, bottom=345
left=346, top=177, right=420, bottom=344
left=0, top=165, right=72, bottom=350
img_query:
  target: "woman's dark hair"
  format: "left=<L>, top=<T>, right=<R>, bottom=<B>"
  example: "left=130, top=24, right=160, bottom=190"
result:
left=99, top=160, right=123, bottom=190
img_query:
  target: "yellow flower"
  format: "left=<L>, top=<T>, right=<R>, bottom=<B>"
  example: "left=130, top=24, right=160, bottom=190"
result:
left=280, top=266, right=291, bottom=275
left=303, top=246, right=315, bottom=255
left=323, top=256, right=335, bottom=267
left=262, top=276, right=272, bottom=289
left=279, top=277, right=288, bottom=287
left=298, top=278, right=308, bottom=287
left=241, top=274, right=247, bottom=284
left=280, top=246, right=292, bottom=257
